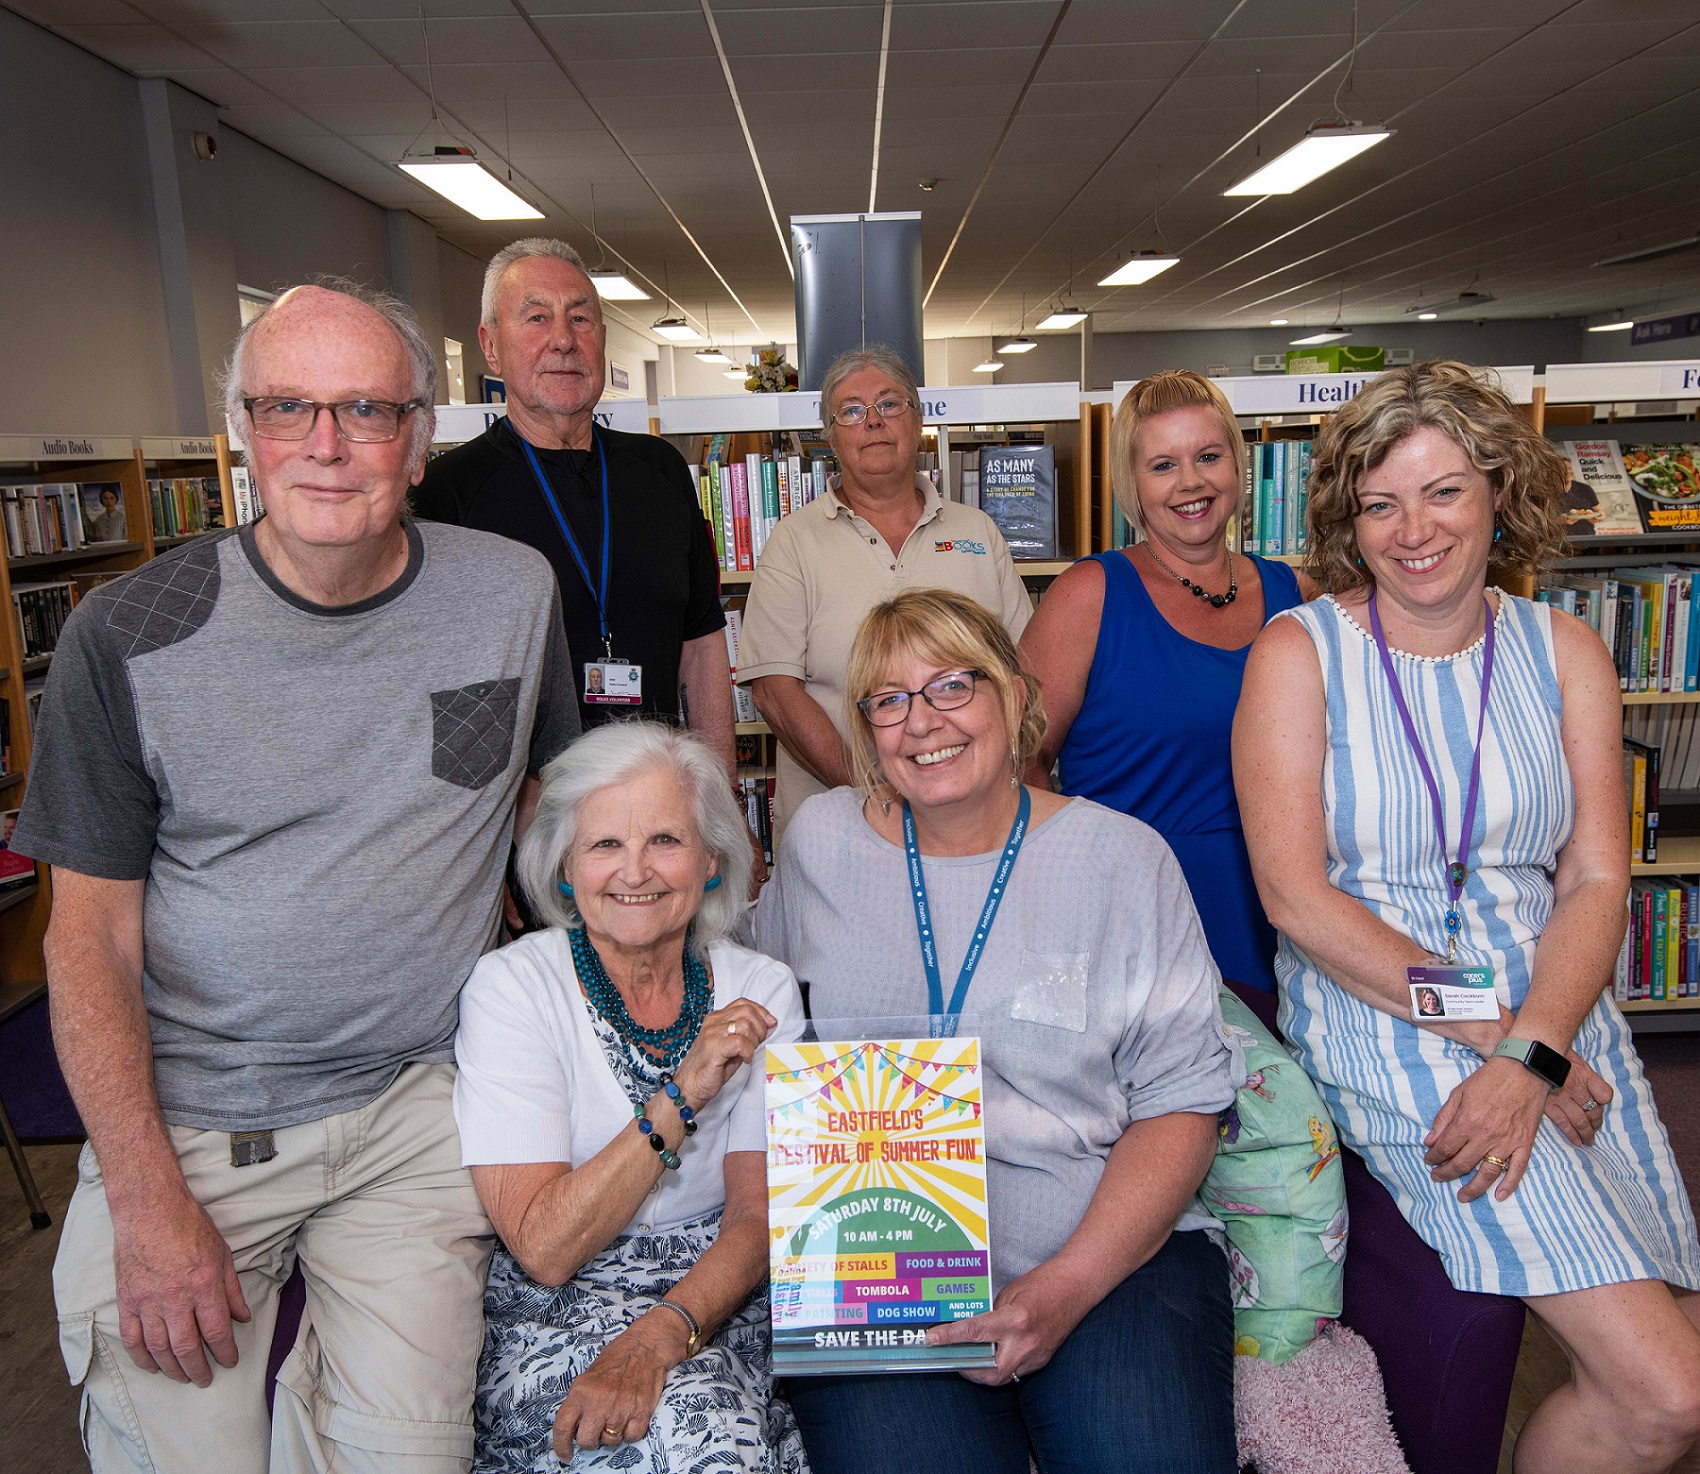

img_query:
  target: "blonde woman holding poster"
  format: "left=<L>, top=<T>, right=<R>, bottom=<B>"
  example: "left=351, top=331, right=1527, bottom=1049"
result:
left=752, top=588, right=1241, bottom=1474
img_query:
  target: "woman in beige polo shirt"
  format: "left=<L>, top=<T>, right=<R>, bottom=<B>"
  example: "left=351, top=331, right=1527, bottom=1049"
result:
left=737, top=346, right=1032, bottom=847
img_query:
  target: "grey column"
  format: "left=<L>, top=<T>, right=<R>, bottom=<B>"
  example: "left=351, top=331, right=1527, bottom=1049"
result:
left=138, top=79, right=239, bottom=435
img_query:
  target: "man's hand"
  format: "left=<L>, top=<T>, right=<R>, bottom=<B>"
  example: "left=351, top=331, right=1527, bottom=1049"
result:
left=746, top=824, right=769, bottom=896
left=112, top=1190, right=250, bottom=1386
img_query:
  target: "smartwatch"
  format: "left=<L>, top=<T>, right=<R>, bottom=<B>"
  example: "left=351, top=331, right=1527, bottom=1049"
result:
left=1491, top=1037, right=1571, bottom=1091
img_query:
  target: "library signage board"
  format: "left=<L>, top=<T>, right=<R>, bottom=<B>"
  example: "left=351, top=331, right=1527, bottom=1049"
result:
left=765, top=1033, right=997, bottom=1376
left=1125, top=367, right=1537, bottom=419
left=658, top=382, right=1081, bottom=436
left=0, top=434, right=134, bottom=462
left=1545, top=361, right=1700, bottom=405
left=140, top=437, right=219, bottom=459
left=1631, top=315, right=1700, bottom=349
left=430, top=399, right=652, bottom=447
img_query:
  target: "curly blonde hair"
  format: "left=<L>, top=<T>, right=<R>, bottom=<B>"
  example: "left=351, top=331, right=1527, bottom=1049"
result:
left=1304, top=361, right=1569, bottom=595
left=1109, top=369, right=1246, bottom=533
left=844, top=589, right=1045, bottom=797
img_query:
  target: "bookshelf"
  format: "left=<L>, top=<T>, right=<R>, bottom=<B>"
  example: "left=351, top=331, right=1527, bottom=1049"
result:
left=135, top=435, right=235, bottom=554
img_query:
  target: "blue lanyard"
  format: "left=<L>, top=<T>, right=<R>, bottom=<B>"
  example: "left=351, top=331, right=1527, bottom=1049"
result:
left=1367, top=591, right=1496, bottom=962
left=520, top=430, right=613, bottom=655
left=903, top=787, right=1030, bottom=1038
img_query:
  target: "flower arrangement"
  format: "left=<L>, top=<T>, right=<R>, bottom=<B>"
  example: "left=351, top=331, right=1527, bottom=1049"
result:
left=744, top=345, right=799, bottom=394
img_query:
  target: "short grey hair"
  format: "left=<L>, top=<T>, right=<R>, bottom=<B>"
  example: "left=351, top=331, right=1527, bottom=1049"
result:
left=820, top=345, right=920, bottom=430
left=482, top=238, right=592, bottom=327
left=221, top=277, right=437, bottom=472
left=516, top=721, right=753, bottom=947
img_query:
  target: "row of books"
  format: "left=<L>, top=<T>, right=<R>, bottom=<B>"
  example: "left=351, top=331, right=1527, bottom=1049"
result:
left=1241, top=439, right=1313, bottom=556
left=691, top=437, right=834, bottom=573
left=2, top=481, right=125, bottom=559
left=13, top=581, right=75, bottom=662
left=723, top=604, right=759, bottom=724
left=1535, top=566, right=1700, bottom=692
left=147, top=476, right=224, bottom=540
left=1562, top=440, right=1700, bottom=538
left=1615, top=879, right=1700, bottom=1002
left=739, top=765, right=777, bottom=868
left=1625, top=736, right=1663, bottom=865
left=1625, top=704, right=1700, bottom=796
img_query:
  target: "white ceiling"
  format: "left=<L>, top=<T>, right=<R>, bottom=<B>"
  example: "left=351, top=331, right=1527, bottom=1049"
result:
left=12, top=0, right=1700, bottom=348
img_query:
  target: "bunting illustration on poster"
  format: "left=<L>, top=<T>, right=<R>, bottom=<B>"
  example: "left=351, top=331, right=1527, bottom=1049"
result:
left=765, top=1035, right=996, bottom=1375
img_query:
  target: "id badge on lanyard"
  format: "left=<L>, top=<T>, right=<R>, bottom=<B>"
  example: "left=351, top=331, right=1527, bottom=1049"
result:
left=521, top=432, right=642, bottom=706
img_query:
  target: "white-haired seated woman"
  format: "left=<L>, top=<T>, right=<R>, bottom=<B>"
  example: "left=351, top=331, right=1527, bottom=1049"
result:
left=453, top=721, right=808, bottom=1474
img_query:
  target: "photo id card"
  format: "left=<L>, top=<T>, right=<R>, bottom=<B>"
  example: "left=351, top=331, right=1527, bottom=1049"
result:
left=1407, top=964, right=1499, bottom=1023
left=584, top=661, right=642, bottom=706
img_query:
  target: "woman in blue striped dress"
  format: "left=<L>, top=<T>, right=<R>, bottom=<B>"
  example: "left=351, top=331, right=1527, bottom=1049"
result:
left=1235, top=361, right=1700, bottom=1474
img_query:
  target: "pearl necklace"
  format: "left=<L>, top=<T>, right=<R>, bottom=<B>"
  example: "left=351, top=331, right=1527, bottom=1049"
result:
left=1143, top=543, right=1237, bottom=608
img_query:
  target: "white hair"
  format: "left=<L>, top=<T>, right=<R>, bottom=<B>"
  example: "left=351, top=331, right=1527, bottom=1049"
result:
left=516, top=721, right=753, bottom=947
left=820, top=344, right=920, bottom=429
left=220, top=277, right=437, bottom=474
left=481, top=237, right=593, bottom=327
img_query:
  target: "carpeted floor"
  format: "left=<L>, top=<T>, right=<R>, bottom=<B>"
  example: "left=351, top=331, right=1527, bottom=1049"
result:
left=5, top=1030, right=1700, bottom=1474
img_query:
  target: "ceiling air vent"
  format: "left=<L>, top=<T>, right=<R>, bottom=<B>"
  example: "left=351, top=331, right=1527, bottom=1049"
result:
left=1253, top=354, right=1285, bottom=373
left=1385, top=348, right=1414, bottom=367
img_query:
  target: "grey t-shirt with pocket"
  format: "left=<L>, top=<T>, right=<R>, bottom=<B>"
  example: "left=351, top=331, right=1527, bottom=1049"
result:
left=13, top=520, right=579, bottom=1131
left=750, top=788, right=1242, bottom=1289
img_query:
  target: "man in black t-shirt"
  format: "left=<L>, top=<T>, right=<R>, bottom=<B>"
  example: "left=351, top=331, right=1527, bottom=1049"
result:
left=414, top=239, right=736, bottom=764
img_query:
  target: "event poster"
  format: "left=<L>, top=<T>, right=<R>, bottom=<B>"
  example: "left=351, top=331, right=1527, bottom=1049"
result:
left=765, top=1035, right=997, bottom=1375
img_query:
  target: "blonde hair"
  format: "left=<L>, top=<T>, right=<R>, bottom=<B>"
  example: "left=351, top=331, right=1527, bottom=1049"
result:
left=1109, top=369, right=1245, bottom=534
left=844, top=589, right=1045, bottom=796
left=1304, top=360, right=1569, bottom=595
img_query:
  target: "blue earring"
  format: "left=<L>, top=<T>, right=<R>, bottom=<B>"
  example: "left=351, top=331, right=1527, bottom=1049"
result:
left=1494, top=525, right=1502, bottom=542
left=704, top=875, right=723, bottom=892
left=558, top=880, right=574, bottom=898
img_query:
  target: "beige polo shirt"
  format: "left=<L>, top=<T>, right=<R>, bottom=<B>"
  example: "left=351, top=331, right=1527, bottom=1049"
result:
left=737, top=475, right=1033, bottom=843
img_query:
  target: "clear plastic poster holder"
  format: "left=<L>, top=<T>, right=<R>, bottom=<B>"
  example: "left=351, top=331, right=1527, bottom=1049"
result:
left=765, top=1014, right=998, bottom=1376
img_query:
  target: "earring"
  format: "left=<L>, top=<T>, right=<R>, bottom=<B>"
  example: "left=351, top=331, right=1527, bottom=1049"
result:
left=1355, top=553, right=1364, bottom=567
left=1494, top=525, right=1502, bottom=543
left=704, top=875, right=723, bottom=892
left=557, top=880, right=574, bottom=898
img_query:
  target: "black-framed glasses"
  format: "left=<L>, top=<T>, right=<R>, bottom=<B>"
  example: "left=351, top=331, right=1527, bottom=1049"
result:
left=243, top=397, right=423, bottom=443
left=831, top=396, right=915, bottom=428
left=857, top=669, right=985, bottom=726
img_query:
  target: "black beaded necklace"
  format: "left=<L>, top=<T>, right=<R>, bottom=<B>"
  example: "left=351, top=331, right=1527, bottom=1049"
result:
left=1143, top=543, right=1238, bottom=608
left=570, top=925, right=710, bottom=1071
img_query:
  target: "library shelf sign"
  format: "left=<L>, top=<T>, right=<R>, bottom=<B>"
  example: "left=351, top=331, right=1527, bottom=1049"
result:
left=764, top=1034, right=997, bottom=1376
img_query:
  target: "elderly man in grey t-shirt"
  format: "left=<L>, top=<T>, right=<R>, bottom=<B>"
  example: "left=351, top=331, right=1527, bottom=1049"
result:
left=13, top=282, right=578, bottom=1474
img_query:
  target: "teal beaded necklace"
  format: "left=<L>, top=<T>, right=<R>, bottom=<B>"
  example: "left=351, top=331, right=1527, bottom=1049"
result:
left=570, top=925, right=710, bottom=1071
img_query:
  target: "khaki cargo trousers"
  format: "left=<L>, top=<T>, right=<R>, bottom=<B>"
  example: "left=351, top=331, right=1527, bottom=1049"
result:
left=53, top=1062, right=494, bottom=1473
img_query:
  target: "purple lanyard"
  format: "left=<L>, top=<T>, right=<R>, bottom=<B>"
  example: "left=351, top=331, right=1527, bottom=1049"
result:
left=1366, top=591, right=1497, bottom=961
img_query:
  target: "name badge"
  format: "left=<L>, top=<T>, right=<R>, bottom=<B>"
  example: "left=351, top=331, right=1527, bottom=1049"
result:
left=585, top=661, right=642, bottom=706
left=1407, top=964, right=1499, bottom=1022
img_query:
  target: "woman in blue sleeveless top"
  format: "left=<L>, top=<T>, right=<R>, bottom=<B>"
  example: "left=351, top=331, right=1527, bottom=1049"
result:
left=1022, top=370, right=1312, bottom=992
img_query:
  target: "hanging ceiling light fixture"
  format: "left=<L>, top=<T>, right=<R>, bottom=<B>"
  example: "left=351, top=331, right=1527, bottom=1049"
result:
left=583, top=184, right=648, bottom=300
left=1290, top=327, right=1353, bottom=345
left=651, top=261, right=703, bottom=343
left=973, top=355, right=1004, bottom=373
left=396, top=19, right=540, bottom=219
left=998, top=296, right=1038, bottom=352
left=1037, top=306, right=1088, bottom=330
left=1099, top=176, right=1179, bottom=286
left=1588, top=316, right=1636, bottom=333
left=694, top=302, right=732, bottom=363
left=1225, top=3, right=1392, bottom=196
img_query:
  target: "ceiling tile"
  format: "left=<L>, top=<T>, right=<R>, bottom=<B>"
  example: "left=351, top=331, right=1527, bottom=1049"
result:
left=56, top=21, right=219, bottom=71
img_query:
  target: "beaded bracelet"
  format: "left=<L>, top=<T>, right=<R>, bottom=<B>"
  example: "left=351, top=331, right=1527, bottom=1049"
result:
left=633, top=1103, right=681, bottom=1171
left=659, top=1074, right=698, bottom=1136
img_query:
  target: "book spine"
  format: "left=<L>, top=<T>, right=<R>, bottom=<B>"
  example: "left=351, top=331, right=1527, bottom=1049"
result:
left=730, top=464, right=753, bottom=572
left=1270, top=442, right=1285, bottom=556
left=1654, top=889, right=1669, bottom=1002
left=1284, top=441, right=1301, bottom=556
left=712, top=462, right=733, bottom=571
left=1645, top=741, right=1661, bottom=864
left=1614, top=916, right=1631, bottom=1003
left=1641, top=887, right=1655, bottom=1001
left=788, top=454, right=805, bottom=510
left=1254, top=444, right=1271, bottom=555
left=1629, top=747, right=1647, bottom=863
left=760, top=457, right=780, bottom=553
left=1689, top=883, right=1699, bottom=997
left=746, top=455, right=766, bottom=564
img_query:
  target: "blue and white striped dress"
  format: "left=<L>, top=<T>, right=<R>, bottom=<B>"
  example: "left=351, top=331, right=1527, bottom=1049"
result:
left=1274, top=592, right=1700, bottom=1297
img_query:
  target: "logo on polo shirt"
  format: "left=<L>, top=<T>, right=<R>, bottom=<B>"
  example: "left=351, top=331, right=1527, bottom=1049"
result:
left=934, top=539, right=987, bottom=555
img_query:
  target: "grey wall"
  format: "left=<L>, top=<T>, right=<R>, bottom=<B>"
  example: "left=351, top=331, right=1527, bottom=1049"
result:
left=0, top=6, right=178, bottom=435
left=0, top=7, right=483, bottom=437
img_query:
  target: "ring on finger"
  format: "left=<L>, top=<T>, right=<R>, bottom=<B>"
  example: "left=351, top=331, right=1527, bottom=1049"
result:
left=1581, top=1097, right=1601, bottom=1113
left=603, top=1426, right=622, bottom=1441
left=728, top=1022, right=739, bottom=1036
left=1481, top=1154, right=1510, bottom=1171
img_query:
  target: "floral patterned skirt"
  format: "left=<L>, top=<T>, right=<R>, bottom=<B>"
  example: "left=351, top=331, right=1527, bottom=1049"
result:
left=474, top=1211, right=810, bottom=1474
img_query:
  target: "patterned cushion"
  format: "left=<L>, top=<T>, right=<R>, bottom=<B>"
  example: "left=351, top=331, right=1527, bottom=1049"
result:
left=1203, top=987, right=1348, bottom=1365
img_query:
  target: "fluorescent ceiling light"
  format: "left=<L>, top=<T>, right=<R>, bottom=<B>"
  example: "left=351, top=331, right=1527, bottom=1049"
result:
left=398, top=150, right=542, bottom=221
left=1290, top=329, right=1352, bottom=345
left=1269, top=318, right=1289, bottom=326
left=652, top=316, right=703, bottom=343
left=997, top=335, right=1038, bottom=353
left=1588, top=318, right=1636, bottom=333
left=1595, top=234, right=1700, bottom=268
left=1405, top=289, right=1495, bottom=317
left=589, top=270, right=648, bottom=301
left=1417, top=311, right=1438, bottom=320
left=973, top=358, right=1003, bottom=373
left=695, top=346, right=733, bottom=363
left=1098, top=252, right=1180, bottom=287
left=724, top=367, right=748, bottom=380
left=1036, top=308, right=1087, bottom=330
left=1225, top=123, right=1393, bottom=196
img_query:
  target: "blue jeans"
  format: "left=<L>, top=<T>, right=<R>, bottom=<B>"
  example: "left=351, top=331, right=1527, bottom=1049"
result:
left=783, top=1230, right=1236, bottom=1474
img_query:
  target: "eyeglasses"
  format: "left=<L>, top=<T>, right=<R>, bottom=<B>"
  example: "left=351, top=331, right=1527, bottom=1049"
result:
left=857, top=669, right=985, bottom=726
left=831, top=396, right=915, bottom=428
left=243, top=397, right=423, bottom=443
